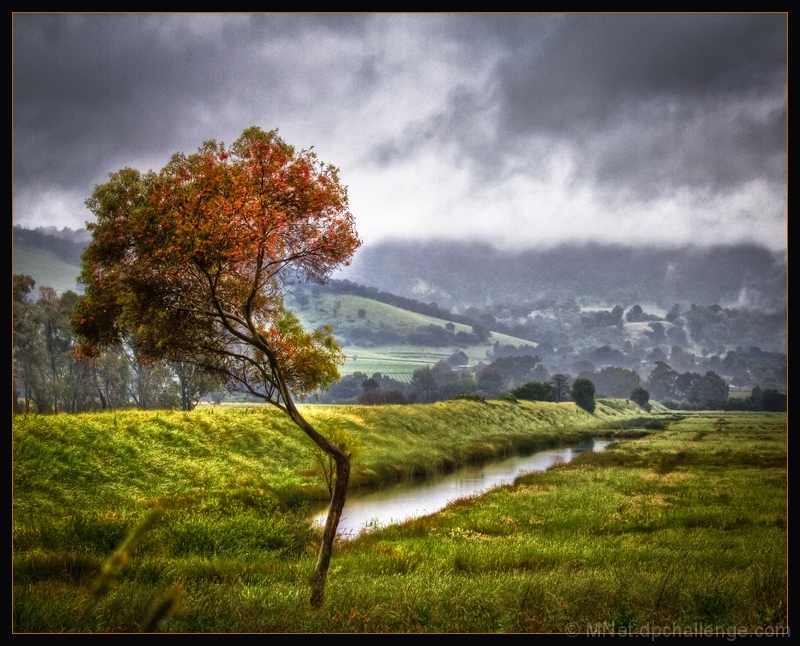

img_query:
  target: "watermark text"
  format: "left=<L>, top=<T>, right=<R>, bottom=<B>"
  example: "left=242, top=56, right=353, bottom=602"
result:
left=566, top=621, right=789, bottom=640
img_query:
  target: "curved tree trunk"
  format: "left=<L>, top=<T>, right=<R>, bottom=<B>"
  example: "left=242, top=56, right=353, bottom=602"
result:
left=309, top=444, right=349, bottom=608
left=257, top=339, right=352, bottom=607
left=283, top=395, right=350, bottom=608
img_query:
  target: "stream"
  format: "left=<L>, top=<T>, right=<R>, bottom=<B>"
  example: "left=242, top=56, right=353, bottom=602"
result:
left=312, top=437, right=612, bottom=537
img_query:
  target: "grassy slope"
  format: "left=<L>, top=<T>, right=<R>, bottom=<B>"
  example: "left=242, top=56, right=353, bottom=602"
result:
left=13, top=399, right=649, bottom=518
left=14, top=402, right=786, bottom=633
left=13, top=245, right=82, bottom=295
left=290, top=291, right=537, bottom=379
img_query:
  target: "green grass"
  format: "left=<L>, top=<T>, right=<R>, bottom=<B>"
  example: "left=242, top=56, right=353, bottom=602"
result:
left=13, top=405, right=786, bottom=633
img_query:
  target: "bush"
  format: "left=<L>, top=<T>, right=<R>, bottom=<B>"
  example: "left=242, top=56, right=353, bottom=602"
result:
left=571, top=378, right=596, bottom=413
left=630, top=387, right=650, bottom=408
left=761, top=390, right=786, bottom=412
left=510, top=381, right=555, bottom=402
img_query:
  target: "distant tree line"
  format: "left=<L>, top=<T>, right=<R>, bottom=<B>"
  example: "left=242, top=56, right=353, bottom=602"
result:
left=13, top=275, right=222, bottom=414
left=315, top=354, right=783, bottom=412
left=317, top=355, right=588, bottom=408
left=645, top=361, right=730, bottom=409
left=719, top=385, right=786, bottom=412
left=337, top=322, right=490, bottom=348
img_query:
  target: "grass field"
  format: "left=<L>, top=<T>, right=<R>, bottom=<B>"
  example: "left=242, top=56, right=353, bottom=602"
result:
left=13, top=403, right=786, bottom=633
left=338, top=348, right=455, bottom=380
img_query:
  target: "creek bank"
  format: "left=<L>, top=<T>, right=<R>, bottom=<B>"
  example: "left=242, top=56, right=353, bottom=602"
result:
left=298, top=426, right=655, bottom=505
left=312, top=436, right=620, bottom=536
left=282, top=399, right=670, bottom=506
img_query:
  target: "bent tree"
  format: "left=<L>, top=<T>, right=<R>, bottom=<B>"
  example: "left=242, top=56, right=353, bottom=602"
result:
left=73, top=127, right=361, bottom=607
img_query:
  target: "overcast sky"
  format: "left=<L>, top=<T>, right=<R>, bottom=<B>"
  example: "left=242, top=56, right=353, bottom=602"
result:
left=13, top=13, right=787, bottom=252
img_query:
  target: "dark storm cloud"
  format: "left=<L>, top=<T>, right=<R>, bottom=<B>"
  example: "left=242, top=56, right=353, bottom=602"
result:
left=12, top=13, right=787, bottom=250
left=497, top=14, right=785, bottom=134
left=372, top=14, right=785, bottom=195
left=17, top=16, right=223, bottom=184
left=497, top=14, right=785, bottom=190
left=13, top=14, right=371, bottom=191
left=488, top=14, right=784, bottom=192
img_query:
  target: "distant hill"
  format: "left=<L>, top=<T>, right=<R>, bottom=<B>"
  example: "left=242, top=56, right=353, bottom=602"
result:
left=12, top=226, right=786, bottom=384
left=13, top=242, right=83, bottom=295
left=12, top=226, right=536, bottom=378
left=13, top=226, right=89, bottom=265
left=13, top=226, right=89, bottom=295
left=339, top=240, right=787, bottom=314
left=286, top=287, right=536, bottom=379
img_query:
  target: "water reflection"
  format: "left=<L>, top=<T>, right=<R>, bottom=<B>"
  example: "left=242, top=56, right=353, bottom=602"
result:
left=313, top=438, right=611, bottom=537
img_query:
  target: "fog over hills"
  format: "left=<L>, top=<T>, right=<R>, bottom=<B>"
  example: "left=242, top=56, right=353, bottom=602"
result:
left=339, top=240, right=787, bottom=314
left=13, top=226, right=91, bottom=266
left=13, top=226, right=787, bottom=318
left=13, top=226, right=787, bottom=387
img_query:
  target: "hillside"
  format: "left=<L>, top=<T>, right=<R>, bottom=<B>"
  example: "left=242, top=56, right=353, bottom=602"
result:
left=287, top=290, right=536, bottom=380
left=12, top=226, right=787, bottom=392
left=12, top=244, right=83, bottom=295
left=340, top=240, right=787, bottom=314
left=13, top=399, right=655, bottom=511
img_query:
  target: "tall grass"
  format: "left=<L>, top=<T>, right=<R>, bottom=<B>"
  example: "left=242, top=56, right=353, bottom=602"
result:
left=13, top=405, right=785, bottom=633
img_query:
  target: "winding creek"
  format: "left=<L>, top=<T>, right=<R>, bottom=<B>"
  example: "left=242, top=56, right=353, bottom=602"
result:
left=313, top=437, right=613, bottom=537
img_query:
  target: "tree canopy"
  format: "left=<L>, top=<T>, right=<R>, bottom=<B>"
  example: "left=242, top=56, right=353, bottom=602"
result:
left=75, top=127, right=359, bottom=398
left=511, top=380, right=556, bottom=402
left=73, top=126, right=361, bottom=607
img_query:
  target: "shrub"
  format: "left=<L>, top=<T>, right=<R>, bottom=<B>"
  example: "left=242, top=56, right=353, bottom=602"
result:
left=571, top=378, right=596, bottom=413
left=510, top=381, right=555, bottom=402
left=630, top=387, right=650, bottom=409
left=761, top=390, right=786, bottom=412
